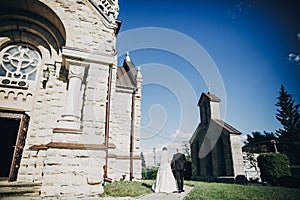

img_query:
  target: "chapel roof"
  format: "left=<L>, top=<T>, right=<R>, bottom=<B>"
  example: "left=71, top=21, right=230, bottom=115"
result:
left=117, top=67, right=135, bottom=88
left=189, top=119, right=242, bottom=144
left=198, top=92, right=221, bottom=106
left=116, top=52, right=137, bottom=88
left=211, top=119, right=241, bottom=135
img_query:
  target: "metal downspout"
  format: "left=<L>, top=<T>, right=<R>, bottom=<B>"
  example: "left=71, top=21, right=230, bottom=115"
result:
left=130, top=89, right=137, bottom=181
left=104, top=64, right=113, bottom=178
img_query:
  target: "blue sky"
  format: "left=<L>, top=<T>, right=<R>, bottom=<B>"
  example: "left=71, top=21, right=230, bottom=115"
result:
left=117, top=0, right=300, bottom=165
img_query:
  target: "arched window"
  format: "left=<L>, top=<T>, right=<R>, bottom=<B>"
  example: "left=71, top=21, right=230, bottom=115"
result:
left=0, top=0, right=66, bottom=90
left=0, top=44, right=41, bottom=86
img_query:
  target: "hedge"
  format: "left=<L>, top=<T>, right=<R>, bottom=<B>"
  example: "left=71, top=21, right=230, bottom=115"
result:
left=257, top=153, right=290, bottom=185
left=142, top=166, right=158, bottom=180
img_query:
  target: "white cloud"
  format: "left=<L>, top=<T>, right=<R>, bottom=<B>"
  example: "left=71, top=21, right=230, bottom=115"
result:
left=289, top=53, right=300, bottom=64
left=171, top=129, right=192, bottom=139
left=297, top=33, right=300, bottom=40
left=289, top=53, right=295, bottom=59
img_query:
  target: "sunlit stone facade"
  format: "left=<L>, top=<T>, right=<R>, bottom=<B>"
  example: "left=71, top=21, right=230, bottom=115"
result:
left=0, top=0, right=142, bottom=197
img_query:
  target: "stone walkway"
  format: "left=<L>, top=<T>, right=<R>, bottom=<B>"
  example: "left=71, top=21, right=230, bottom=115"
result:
left=0, top=186, right=193, bottom=200
left=0, top=179, right=193, bottom=200
left=136, top=186, right=192, bottom=200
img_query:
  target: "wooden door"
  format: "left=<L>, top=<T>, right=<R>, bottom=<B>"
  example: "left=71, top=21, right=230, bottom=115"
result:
left=6, top=113, right=29, bottom=182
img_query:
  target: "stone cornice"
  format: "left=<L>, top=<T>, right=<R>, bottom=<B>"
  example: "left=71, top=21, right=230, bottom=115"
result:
left=116, top=85, right=135, bottom=93
left=62, top=46, right=116, bottom=65
left=53, top=128, right=83, bottom=134
left=108, top=154, right=141, bottom=160
left=29, top=142, right=116, bottom=150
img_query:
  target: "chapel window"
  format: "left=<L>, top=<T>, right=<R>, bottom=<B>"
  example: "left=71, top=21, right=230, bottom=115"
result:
left=0, top=44, right=41, bottom=88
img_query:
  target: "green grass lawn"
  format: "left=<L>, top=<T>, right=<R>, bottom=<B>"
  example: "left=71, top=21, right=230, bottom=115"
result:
left=100, top=180, right=153, bottom=197
left=184, top=181, right=300, bottom=200
left=100, top=180, right=300, bottom=199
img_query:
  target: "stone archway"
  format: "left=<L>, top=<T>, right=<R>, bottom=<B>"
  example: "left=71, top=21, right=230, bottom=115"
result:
left=0, top=0, right=66, bottom=53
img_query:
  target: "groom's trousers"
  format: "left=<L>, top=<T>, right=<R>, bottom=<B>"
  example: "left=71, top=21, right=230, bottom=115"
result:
left=174, top=170, right=184, bottom=192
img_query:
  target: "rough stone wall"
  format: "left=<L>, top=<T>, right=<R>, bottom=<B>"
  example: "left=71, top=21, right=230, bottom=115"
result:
left=229, top=134, right=245, bottom=176
left=1, top=0, right=144, bottom=196
left=81, top=62, right=110, bottom=145
left=18, top=48, right=66, bottom=182
left=191, top=127, right=207, bottom=178
left=133, top=81, right=142, bottom=179
left=190, top=125, right=237, bottom=178
left=41, top=0, right=117, bottom=54
left=134, top=68, right=143, bottom=155
left=107, top=67, right=143, bottom=180
left=18, top=0, right=119, bottom=197
left=108, top=88, right=142, bottom=180
left=35, top=53, right=116, bottom=197
left=222, top=134, right=234, bottom=176
left=109, top=90, right=133, bottom=179
left=41, top=148, right=105, bottom=196
left=110, top=91, right=132, bottom=152
left=190, top=141, right=198, bottom=177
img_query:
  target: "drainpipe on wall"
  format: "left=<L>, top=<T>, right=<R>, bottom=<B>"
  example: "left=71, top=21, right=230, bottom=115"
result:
left=104, top=64, right=113, bottom=179
left=130, top=88, right=137, bottom=181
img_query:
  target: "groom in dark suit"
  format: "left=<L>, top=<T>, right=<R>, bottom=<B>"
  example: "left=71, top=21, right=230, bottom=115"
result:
left=171, top=148, right=186, bottom=193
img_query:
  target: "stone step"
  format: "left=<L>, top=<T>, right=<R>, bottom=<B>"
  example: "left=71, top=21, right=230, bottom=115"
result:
left=0, top=179, right=41, bottom=198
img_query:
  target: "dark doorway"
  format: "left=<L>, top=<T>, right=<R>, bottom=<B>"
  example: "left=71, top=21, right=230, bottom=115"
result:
left=0, top=117, right=20, bottom=178
left=0, top=112, right=29, bottom=181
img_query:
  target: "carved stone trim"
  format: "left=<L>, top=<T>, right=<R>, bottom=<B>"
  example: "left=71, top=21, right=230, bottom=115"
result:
left=52, top=128, right=82, bottom=134
left=108, top=154, right=141, bottom=159
left=29, top=144, right=48, bottom=150
left=88, top=0, right=119, bottom=26
left=0, top=112, right=23, bottom=119
left=29, top=142, right=116, bottom=150
left=62, top=46, right=116, bottom=64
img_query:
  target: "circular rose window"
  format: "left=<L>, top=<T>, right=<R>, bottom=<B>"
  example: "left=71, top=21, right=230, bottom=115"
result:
left=0, top=44, right=41, bottom=80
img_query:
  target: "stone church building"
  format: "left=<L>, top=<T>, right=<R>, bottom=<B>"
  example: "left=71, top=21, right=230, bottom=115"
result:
left=0, top=0, right=143, bottom=197
left=189, top=92, right=244, bottom=180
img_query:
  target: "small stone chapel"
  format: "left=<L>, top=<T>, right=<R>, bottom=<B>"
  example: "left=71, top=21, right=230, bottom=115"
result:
left=0, top=0, right=142, bottom=197
left=189, top=92, right=244, bottom=180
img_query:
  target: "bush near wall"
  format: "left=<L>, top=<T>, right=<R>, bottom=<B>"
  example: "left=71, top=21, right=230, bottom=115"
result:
left=257, top=153, right=291, bottom=185
left=142, top=166, right=158, bottom=180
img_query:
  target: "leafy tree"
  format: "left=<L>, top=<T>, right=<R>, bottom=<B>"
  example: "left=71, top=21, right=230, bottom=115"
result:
left=275, top=85, right=300, bottom=164
left=182, top=141, right=191, bottom=162
left=243, top=131, right=277, bottom=153
left=141, top=152, right=146, bottom=168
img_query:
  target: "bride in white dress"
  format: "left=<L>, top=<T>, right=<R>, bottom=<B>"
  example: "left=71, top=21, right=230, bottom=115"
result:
left=152, top=147, right=177, bottom=193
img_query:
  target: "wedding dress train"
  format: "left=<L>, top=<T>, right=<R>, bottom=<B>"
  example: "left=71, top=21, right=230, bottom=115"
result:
left=152, top=149, right=177, bottom=193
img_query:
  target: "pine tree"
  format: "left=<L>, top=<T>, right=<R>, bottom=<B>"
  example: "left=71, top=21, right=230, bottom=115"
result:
left=243, top=131, right=277, bottom=153
left=275, top=85, right=300, bottom=164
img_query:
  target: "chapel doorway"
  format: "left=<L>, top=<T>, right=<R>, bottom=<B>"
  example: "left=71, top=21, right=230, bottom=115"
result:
left=0, top=111, right=29, bottom=182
